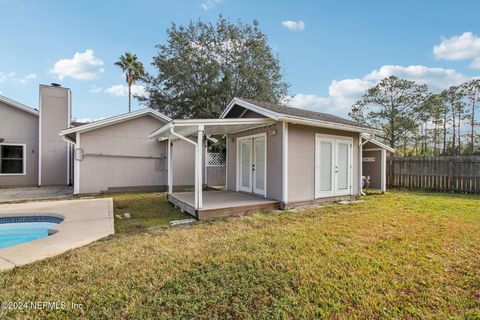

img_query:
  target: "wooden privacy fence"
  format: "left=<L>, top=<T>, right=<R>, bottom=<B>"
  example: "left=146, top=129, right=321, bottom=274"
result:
left=387, top=156, right=480, bottom=194
left=206, top=152, right=226, bottom=187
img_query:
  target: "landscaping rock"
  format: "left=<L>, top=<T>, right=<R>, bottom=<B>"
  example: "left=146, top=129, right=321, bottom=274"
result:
left=115, top=214, right=123, bottom=219
left=123, top=212, right=131, bottom=219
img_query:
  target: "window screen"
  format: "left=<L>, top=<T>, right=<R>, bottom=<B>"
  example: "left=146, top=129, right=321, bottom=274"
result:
left=0, top=145, right=24, bottom=174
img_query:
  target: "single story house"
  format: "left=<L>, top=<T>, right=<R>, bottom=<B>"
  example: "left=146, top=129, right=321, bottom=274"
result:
left=2, top=85, right=393, bottom=219
left=149, top=97, right=393, bottom=219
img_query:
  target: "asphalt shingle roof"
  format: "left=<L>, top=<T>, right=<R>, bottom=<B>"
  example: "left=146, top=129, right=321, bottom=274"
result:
left=238, top=98, right=376, bottom=130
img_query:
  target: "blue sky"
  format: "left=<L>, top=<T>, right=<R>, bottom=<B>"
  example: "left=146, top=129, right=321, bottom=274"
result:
left=1, top=0, right=479, bottom=121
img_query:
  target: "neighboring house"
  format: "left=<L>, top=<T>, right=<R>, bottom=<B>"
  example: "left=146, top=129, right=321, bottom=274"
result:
left=150, top=97, right=393, bottom=218
left=0, top=85, right=71, bottom=188
left=1, top=84, right=196, bottom=194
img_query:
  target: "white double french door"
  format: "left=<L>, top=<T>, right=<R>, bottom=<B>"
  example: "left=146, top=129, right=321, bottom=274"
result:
left=238, top=134, right=266, bottom=196
left=315, top=134, right=353, bottom=198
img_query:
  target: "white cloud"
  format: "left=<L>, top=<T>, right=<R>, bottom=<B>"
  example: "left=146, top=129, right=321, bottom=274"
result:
left=200, top=0, right=222, bottom=10
left=470, top=57, right=480, bottom=69
left=50, top=49, right=104, bottom=80
left=281, top=20, right=305, bottom=31
left=364, top=65, right=469, bottom=91
left=19, top=73, right=37, bottom=84
left=0, top=72, right=38, bottom=84
left=89, top=84, right=103, bottom=94
left=287, top=64, right=475, bottom=117
left=104, top=84, right=146, bottom=97
left=433, top=32, right=480, bottom=60
left=433, top=32, right=480, bottom=69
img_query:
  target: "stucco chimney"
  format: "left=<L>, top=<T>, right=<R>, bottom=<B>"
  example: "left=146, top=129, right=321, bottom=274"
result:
left=38, top=84, right=72, bottom=186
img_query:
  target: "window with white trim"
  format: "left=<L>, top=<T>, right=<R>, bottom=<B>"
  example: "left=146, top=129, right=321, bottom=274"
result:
left=0, top=144, right=25, bottom=174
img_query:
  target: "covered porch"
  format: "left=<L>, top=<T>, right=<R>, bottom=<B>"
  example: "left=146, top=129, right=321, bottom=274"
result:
left=149, top=117, right=277, bottom=219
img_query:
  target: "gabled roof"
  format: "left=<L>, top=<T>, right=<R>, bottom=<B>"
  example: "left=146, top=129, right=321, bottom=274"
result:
left=361, top=133, right=395, bottom=153
left=59, top=108, right=172, bottom=135
left=0, top=94, right=38, bottom=116
left=221, top=97, right=382, bottom=134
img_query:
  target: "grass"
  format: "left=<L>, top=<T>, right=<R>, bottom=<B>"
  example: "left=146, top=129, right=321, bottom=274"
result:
left=104, top=192, right=188, bottom=233
left=0, top=191, right=479, bottom=319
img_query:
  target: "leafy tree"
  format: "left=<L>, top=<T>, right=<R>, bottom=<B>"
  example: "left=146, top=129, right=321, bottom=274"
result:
left=141, top=16, right=288, bottom=119
left=424, top=94, right=446, bottom=156
left=460, top=79, right=480, bottom=154
left=114, top=52, right=145, bottom=113
left=350, top=76, right=430, bottom=149
left=441, top=86, right=463, bottom=155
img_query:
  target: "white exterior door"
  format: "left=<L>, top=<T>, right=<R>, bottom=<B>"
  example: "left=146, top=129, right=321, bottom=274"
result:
left=315, top=137, right=335, bottom=198
left=237, top=134, right=267, bottom=197
left=239, top=139, right=252, bottom=193
left=315, top=135, right=352, bottom=198
left=253, top=136, right=266, bottom=195
left=334, top=139, right=352, bottom=196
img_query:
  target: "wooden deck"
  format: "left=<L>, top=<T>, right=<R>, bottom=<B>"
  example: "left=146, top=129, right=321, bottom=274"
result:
left=168, top=190, right=279, bottom=219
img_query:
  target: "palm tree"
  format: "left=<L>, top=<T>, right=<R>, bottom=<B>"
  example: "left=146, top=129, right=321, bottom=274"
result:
left=114, top=52, right=145, bottom=113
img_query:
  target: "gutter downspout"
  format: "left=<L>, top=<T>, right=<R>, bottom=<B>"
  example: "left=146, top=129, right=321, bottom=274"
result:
left=62, top=136, right=76, bottom=147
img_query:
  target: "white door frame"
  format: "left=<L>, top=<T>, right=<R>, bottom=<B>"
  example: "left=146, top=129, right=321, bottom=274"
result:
left=236, top=133, right=267, bottom=197
left=237, top=138, right=252, bottom=193
left=315, top=134, right=353, bottom=199
left=314, top=136, right=335, bottom=198
left=252, top=135, right=267, bottom=196
left=334, top=138, right=353, bottom=197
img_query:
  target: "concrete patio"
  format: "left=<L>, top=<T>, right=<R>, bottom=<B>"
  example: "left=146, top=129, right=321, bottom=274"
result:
left=0, top=198, right=114, bottom=271
left=0, top=186, right=73, bottom=203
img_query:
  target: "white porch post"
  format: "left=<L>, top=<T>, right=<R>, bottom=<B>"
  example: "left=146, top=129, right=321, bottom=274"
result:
left=204, top=139, right=208, bottom=187
left=282, top=121, right=289, bottom=206
left=197, top=125, right=204, bottom=209
left=381, top=148, right=387, bottom=193
left=359, top=132, right=363, bottom=195
left=167, top=139, right=172, bottom=194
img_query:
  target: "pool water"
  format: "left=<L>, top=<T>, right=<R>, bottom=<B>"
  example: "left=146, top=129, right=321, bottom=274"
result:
left=0, top=222, right=57, bottom=249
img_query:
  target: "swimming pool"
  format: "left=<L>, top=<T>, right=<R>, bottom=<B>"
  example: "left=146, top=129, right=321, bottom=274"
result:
left=0, top=216, right=63, bottom=249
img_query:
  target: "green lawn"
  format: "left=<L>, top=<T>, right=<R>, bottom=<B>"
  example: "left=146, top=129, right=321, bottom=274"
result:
left=106, top=192, right=188, bottom=233
left=1, top=191, right=479, bottom=319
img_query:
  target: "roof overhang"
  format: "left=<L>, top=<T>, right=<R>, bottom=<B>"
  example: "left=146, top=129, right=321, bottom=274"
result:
left=59, top=108, right=172, bottom=136
left=0, top=95, right=38, bottom=116
left=278, top=115, right=383, bottom=135
left=361, top=133, right=395, bottom=153
left=221, top=97, right=383, bottom=135
left=220, top=97, right=280, bottom=120
left=149, top=118, right=276, bottom=140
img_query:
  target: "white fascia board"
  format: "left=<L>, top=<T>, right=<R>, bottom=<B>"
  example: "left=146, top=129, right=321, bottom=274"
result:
left=360, top=133, right=395, bottom=153
left=172, top=118, right=274, bottom=126
left=278, top=116, right=384, bottom=135
left=148, top=123, right=174, bottom=139
left=220, top=98, right=280, bottom=120
left=0, top=95, right=38, bottom=116
left=60, top=108, right=172, bottom=136
left=149, top=118, right=275, bottom=140
left=220, top=98, right=381, bottom=135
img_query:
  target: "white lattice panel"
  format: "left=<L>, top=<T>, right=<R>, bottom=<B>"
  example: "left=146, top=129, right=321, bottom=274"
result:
left=207, top=153, right=226, bottom=167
